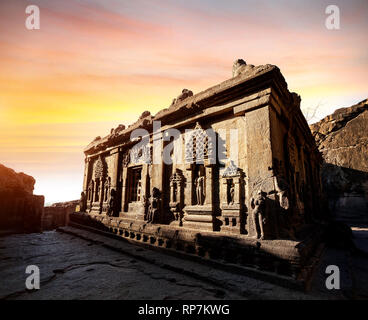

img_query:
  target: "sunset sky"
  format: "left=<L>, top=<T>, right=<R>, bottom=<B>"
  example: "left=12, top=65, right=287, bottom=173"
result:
left=0, top=0, right=367, bottom=204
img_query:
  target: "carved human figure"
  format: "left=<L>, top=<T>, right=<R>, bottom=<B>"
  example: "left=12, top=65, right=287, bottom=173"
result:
left=195, top=174, right=205, bottom=205
left=79, top=192, right=87, bottom=212
left=229, top=182, right=235, bottom=205
left=147, top=187, right=161, bottom=223
left=251, top=190, right=267, bottom=240
left=107, top=189, right=116, bottom=217
left=274, top=176, right=290, bottom=210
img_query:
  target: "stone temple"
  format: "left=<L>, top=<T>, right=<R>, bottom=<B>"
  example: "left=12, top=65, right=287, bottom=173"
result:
left=71, top=59, right=326, bottom=288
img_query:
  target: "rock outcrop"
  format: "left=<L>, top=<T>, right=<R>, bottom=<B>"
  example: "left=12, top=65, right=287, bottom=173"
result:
left=0, top=164, right=44, bottom=233
left=310, top=98, right=368, bottom=223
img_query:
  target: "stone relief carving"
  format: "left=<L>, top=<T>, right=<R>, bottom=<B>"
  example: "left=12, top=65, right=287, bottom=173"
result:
left=87, top=180, right=94, bottom=205
left=251, top=190, right=267, bottom=240
left=170, top=88, right=193, bottom=106
left=94, top=156, right=106, bottom=179
left=146, top=187, right=161, bottom=223
left=122, top=151, right=130, bottom=167
left=228, top=182, right=235, bottom=205
left=220, top=160, right=246, bottom=233
left=131, top=144, right=151, bottom=165
left=107, top=188, right=117, bottom=217
left=103, top=177, right=111, bottom=202
left=222, top=160, right=239, bottom=177
left=79, top=191, right=87, bottom=212
left=195, top=173, right=205, bottom=205
left=274, top=176, right=290, bottom=210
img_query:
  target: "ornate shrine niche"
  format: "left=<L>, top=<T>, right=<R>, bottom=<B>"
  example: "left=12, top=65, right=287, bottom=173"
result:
left=90, top=155, right=108, bottom=214
left=193, top=164, right=206, bottom=205
left=220, top=160, right=246, bottom=234
left=104, top=177, right=111, bottom=202
left=183, top=122, right=218, bottom=231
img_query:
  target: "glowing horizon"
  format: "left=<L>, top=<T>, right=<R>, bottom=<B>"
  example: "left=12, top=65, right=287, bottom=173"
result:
left=0, top=0, right=367, bottom=203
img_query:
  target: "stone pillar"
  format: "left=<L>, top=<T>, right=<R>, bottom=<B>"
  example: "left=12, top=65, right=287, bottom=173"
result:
left=120, top=167, right=128, bottom=216
left=110, top=149, right=120, bottom=191
left=185, top=163, right=194, bottom=205
left=204, top=161, right=213, bottom=206
left=82, top=157, right=91, bottom=194
left=99, top=178, right=104, bottom=214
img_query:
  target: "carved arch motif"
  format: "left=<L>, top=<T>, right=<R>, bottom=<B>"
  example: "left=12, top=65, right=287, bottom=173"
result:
left=185, top=122, right=213, bottom=163
left=94, top=156, right=106, bottom=179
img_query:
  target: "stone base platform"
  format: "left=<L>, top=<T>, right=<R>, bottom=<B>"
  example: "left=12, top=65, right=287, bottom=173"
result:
left=69, top=211, right=325, bottom=290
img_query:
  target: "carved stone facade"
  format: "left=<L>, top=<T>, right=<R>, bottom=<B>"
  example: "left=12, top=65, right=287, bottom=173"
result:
left=72, top=60, right=325, bottom=286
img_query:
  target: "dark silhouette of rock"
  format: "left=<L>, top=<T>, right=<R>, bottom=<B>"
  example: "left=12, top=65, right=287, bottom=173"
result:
left=310, top=98, right=368, bottom=223
left=0, top=163, right=44, bottom=233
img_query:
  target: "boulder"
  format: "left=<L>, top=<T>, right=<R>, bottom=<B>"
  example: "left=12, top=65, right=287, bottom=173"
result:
left=0, top=163, right=44, bottom=233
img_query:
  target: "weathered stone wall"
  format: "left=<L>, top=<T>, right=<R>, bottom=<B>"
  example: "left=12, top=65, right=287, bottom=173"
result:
left=310, top=98, right=368, bottom=223
left=42, top=200, right=78, bottom=230
left=0, top=164, right=44, bottom=233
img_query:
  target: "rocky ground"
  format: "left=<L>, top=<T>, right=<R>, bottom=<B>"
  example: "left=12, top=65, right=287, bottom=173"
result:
left=1, top=226, right=367, bottom=300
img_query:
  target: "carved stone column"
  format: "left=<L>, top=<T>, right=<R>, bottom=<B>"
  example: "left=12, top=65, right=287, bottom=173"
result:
left=120, top=167, right=128, bottom=216
left=185, top=163, right=194, bottom=205
left=204, top=161, right=213, bottom=206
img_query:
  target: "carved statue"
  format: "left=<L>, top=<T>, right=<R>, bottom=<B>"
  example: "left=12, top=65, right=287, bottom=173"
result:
left=147, top=187, right=161, bottom=223
left=170, top=89, right=193, bottom=106
left=232, top=59, right=255, bottom=77
left=79, top=192, right=87, bottom=212
left=251, top=190, right=267, bottom=240
left=107, top=189, right=117, bottom=217
left=195, top=174, right=205, bottom=205
left=169, top=169, right=184, bottom=225
left=274, top=176, right=290, bottom=210
left=229, top=183, right=235, bottom=205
